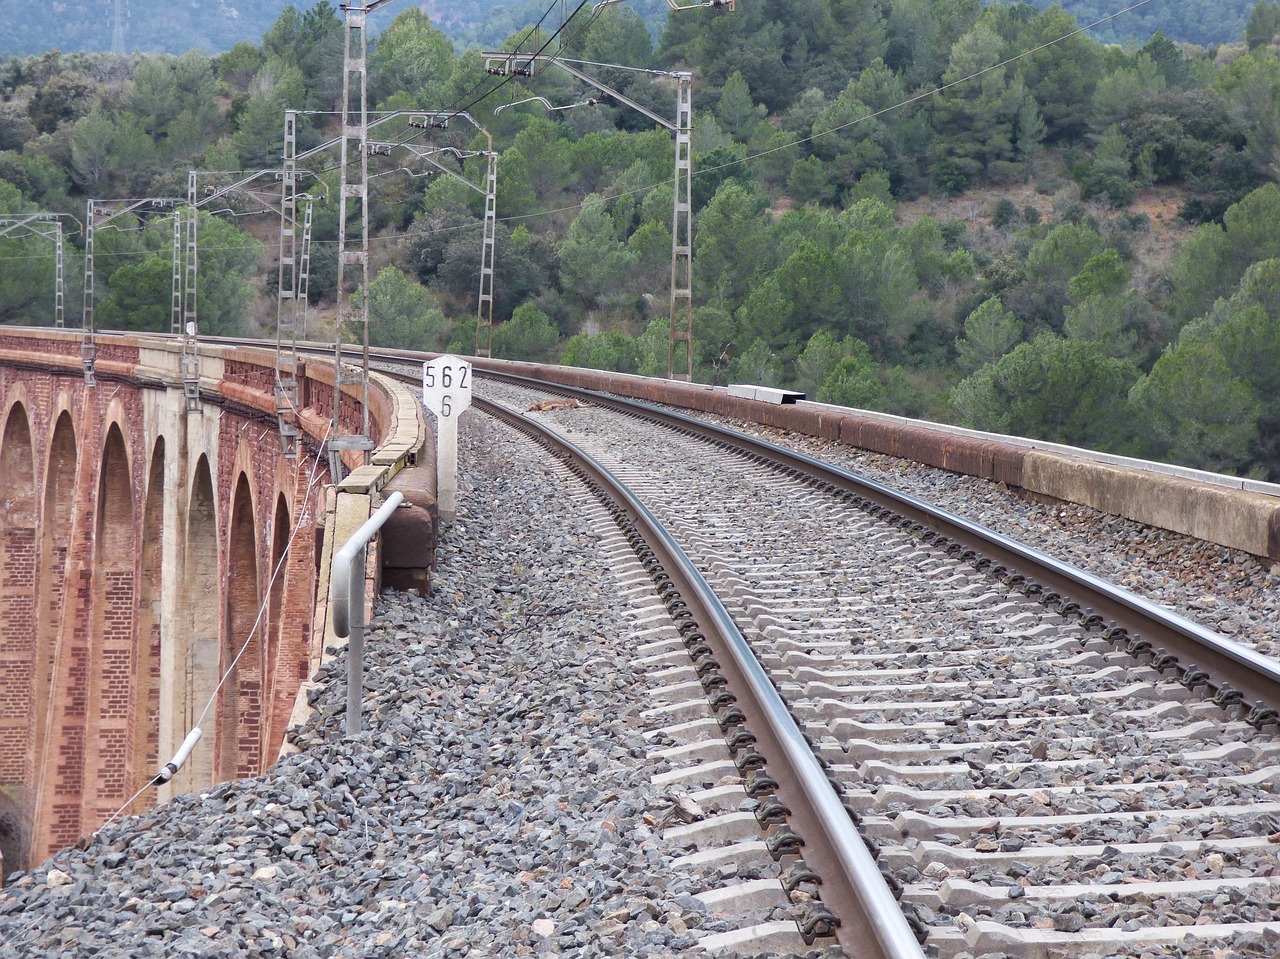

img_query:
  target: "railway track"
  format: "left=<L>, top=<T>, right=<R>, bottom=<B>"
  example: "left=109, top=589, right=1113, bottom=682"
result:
left=452, top=372, right=1280, bottom=959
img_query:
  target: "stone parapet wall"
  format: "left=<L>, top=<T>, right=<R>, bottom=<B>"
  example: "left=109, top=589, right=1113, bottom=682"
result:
left=471, top=358, right=1280, bottom=564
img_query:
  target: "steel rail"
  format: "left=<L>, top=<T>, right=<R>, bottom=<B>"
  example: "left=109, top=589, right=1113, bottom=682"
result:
left=475, top=395, right=927, bottom=959
left=478, top=370, right=1280, bottom=716
left=153, top=338, right=1280, bottom=711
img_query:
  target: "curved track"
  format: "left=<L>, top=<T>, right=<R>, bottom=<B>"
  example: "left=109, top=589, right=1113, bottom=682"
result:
left=464, top=372, right=1280, bottom=959
left=272, top=342, right=1280, bottom=957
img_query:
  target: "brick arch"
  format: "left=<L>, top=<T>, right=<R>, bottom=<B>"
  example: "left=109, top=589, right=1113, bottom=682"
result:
left=0, top=402, right=36, bottom=880
left=219, top=472, right=262, bottom=782
left=29, top=411, right=76, bottom=861
left=172, top=455, right=219, bottom=795
left=131, top=438, right=165, bottom=812
left=85, top=423, right=137, bottom=827
left=266, top=493, right=291, bottom=730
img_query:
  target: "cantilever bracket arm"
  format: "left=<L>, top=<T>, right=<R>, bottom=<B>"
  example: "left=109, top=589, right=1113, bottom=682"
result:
left=494, top=96, right=602, bottom=115
left=597, top=0, right=733, bottom=8
left=482, top=51, right=679, bottom=131
left=0, top=212, right=54, bottom=238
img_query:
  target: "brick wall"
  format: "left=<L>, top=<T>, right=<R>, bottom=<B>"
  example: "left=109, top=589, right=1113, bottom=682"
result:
left=0, top=336, right=344, bottom=876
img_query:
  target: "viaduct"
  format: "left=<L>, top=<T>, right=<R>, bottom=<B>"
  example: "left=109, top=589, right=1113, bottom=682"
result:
left=0, top=328, right=435, bottom=880
left=3, top=326, right=1279, bottom=886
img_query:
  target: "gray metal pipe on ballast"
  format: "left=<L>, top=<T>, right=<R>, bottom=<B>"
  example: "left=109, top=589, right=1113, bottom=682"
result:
left=331, top=491, right=404, bottom=736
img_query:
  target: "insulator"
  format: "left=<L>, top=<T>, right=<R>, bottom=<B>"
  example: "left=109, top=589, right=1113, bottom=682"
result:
left=1180, top=665, right=1210, bottom=689
left=693, top=656, right=721, bottom=677
left=878, top=863, right=904, bottom=899
left=699, top=670, right=728, bottom=691
left=152, top=727, right=202, bottom=785
left=863, top=835, right=881, bottom=860
left=707, top=688, right=735, bottom=709
left=1103, top=625, right=1129, bottom=644
left=1127, top=637, right=1153, bottom=658
left=716, top=704, right=746, bottom=730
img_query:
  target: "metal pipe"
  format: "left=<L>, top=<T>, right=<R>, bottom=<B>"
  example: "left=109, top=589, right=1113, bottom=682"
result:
left=330, top=491, right=404, bottom=735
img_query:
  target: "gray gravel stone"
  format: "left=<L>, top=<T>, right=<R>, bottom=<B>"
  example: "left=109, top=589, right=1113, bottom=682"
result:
left=0, top=412, right=818, bottom=958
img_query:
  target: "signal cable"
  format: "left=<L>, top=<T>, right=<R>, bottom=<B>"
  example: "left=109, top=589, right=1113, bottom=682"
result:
left=469, top=0, right=1166, bottom=227
left=96, top=415, right=332, bottom=836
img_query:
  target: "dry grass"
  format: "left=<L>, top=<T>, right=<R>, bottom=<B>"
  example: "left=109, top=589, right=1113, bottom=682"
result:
left=896, top=177, right=1195, bottom=279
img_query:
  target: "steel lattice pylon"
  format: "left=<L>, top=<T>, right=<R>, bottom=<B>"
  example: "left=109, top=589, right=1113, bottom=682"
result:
left=184, top=155, right=326, bottom=428
left=327, top=0, right=390, bottom=479
left=275, top=109, right=304, bottom=458
left=181, top=174, right=201, bottom=411
left=477, top=150, right=497, bottom=359
left=401, top=111, right=498, bottom=358
left=0, top=214, right=64, bottom=328
left=274, top=102, right=497, bottom=457
left=82, top=197, right=180, bottom=387
left=482, top=52, right=694, bottom=380
left=669, top=75, right=693, bottom=381
left=327, top=0, right=401, bottom=476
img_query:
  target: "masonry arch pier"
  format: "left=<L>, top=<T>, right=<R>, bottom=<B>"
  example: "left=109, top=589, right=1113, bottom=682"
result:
left=0, top=330, right=434, bottom=878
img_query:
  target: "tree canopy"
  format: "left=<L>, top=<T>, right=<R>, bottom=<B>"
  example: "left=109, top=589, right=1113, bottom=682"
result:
left=3, top=0, right=1280, bottom=478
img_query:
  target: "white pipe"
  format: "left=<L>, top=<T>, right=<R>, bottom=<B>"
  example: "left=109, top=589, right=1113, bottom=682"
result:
left=153, top=727, right=203, bottom=784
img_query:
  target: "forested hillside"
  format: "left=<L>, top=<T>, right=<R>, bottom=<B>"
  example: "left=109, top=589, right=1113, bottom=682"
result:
left=428, top=0, right=1261, bottom=51
left=0, top=0, right=310, bottom=57
left=3, top=0, right=1280, bottom=480
left=1011, top=0, right=1253, bottom=47
left=0, top=0, right=1263, bottom=58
